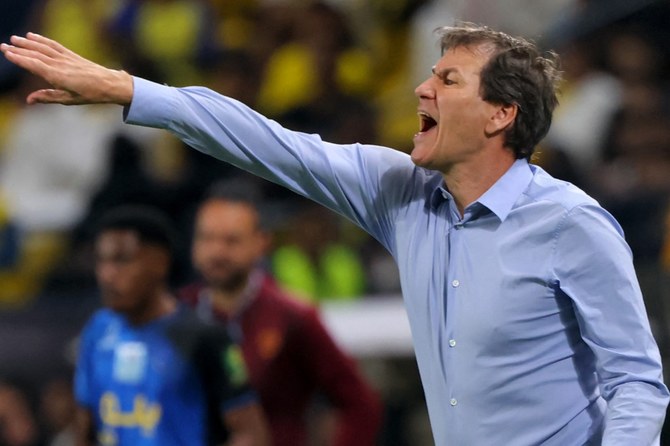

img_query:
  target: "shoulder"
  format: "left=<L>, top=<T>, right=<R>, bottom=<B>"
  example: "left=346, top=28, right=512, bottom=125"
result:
left=82, top=308, right=120, bottom=334
left=524, top=164, right=599, bottom=212
left=502, top=165, right=626, bottom=251
left=251, top=277, right=330, bottom=337
left=521, top=167, right=627, bottom=255
left=343, top=143, right=442, bottom=201
left=517, top=165, right=610, bottom=225
left=77, top=309, right=124, bottom=354
left=257, top=275, right=318, bottom=318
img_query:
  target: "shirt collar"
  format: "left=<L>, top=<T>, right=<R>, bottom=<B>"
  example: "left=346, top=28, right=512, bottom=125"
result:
left=429, top=159, right=533, bottom=222
left=476, top=159, right=533, bottom=222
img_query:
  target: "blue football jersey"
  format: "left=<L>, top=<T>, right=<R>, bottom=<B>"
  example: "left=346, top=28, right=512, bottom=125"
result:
left=74, top=307, right=255, bottom=446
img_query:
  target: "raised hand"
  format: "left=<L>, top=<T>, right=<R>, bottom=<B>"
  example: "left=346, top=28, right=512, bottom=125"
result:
left=0, top=33, right=134, bottom=106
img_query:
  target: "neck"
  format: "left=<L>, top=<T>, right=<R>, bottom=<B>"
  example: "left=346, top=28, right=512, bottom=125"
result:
left=127, top=288, right=176, bottom=325
left=442, top=149, right=516, bottom=216
left=209, top=277, right=251, bottom=316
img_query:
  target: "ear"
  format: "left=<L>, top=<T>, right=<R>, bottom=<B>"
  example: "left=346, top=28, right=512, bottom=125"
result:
left=485, top=103, right=517, bottom=136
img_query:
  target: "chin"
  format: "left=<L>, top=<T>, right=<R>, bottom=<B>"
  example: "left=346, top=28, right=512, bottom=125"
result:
left=102, top=291, right=131, bottom=311
left=106, top=300, right=133, bottom=314
left=410, top=145, right=424, bottom=163
left=204, top=270, right=232, bottom=284
left=410, top=147, right=434, bottom=169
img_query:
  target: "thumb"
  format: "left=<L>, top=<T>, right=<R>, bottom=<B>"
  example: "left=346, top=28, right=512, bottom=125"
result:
left=27, top=88, right=77, bottom=105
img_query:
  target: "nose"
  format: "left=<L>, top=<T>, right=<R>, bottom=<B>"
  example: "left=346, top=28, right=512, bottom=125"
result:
left=414, top=77, right=434, bottom=100
left=96, top=262, right=118, bottom=287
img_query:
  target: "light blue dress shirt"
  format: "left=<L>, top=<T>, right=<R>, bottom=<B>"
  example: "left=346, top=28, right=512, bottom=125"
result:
left=125, top=77, right=669, bottom=445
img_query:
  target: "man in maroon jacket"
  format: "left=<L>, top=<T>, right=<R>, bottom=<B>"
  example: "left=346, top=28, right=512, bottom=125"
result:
left=179, top=181, right=382, bottom=446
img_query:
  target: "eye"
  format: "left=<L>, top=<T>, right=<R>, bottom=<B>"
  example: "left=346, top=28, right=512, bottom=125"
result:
left=438, top=72, right=455, bottom=86
left=441, top=74, right=458, bottom=86
left=431, top=67, right=457, bottom=86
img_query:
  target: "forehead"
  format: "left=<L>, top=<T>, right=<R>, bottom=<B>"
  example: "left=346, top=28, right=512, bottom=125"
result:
left=96, top=230, right=142, bottom=254
left=197, top=200, right=258, bottom=229
left=434, top=44, right=495, bottom=74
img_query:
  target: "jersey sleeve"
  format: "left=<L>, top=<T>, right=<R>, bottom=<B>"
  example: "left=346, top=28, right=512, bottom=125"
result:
left=74, top=312, right=103, bottom=410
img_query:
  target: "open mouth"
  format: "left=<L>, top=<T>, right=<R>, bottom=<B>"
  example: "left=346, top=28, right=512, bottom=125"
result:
left=418, top=112, right=437, bottom=133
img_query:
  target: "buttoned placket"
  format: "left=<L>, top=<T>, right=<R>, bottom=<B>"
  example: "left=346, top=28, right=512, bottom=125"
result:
left=443, top=200, right=480, bottom=414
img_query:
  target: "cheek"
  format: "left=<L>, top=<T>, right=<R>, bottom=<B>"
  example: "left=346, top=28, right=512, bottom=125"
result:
left=230, top=245, right=256, bottom=268
left=436, top=115, right=468, bottom=148
left=114, top=273, right=140, bottom=293
left=439, top=104, right=487, bottom=140
left=121, top=268, right=157, bottom=292
left=194, top=244, right=219, bottom=263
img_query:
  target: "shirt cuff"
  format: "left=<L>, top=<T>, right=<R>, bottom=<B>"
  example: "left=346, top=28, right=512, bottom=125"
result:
left=123, top=76, right=176, bottom=129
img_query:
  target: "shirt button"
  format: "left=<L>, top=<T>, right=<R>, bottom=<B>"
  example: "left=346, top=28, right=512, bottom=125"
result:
left=450, top=398, right=458, bottom=406
left=449, top=339, right=456, bottom=347
left=451, top=279, right=460, bottom=287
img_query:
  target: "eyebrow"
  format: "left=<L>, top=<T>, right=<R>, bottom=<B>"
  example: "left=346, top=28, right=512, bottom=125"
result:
left=431, top=66, right=460, bottom=79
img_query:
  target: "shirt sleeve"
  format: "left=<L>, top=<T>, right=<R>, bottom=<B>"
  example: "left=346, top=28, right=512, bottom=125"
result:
left=553, top=204, right=669, bottom=445
left=124, top=77, right=419, bottom=253
left=293, top=307, right=382, bottom=446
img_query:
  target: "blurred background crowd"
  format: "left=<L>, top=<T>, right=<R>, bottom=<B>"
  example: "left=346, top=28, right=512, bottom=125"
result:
left=0, top=0, right=669, bottom=444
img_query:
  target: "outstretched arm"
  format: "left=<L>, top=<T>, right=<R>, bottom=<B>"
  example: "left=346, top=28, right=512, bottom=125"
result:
left=4, top=33, right=415, bottom=253
left=1, top=33, right=133, bottom=105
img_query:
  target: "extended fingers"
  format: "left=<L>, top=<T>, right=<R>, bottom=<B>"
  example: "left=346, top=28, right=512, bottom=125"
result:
left=1, top=46, right=55, bottom=79
left=25, top=33, right=74, bottom=57
left=3, top=43, right=55, bottom=66
left=9, top=34, right=63, bottom=60
left=4, top=33, right=132, bottom=106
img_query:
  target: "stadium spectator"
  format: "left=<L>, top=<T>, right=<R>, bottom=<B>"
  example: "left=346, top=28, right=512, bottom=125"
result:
left=179, top=181, right=383, bottom=446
